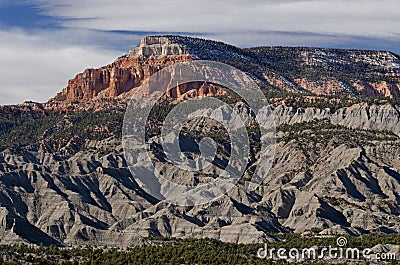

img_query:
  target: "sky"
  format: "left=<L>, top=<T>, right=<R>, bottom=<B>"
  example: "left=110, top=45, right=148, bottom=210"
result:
left=0, top=0, right=399, bottom=105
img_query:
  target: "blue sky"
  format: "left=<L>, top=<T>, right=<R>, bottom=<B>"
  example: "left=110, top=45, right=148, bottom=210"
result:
left=0, top=0, right=399, bottom=105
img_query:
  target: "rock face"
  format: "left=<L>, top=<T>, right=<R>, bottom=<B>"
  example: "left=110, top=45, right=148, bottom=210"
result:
left=273, top=104, right=400, bottom=136
left=50, top=36, right=400, bottom=103
left=50, top=36, right=256, bottom=103
left=129, top=36, right=189, bottom=58
left=0, top=102, right=400, bottom=246
left=250, top=46, right=400, bottom=97
left=1, top=35, right=400, bottom=246
left=50, top=55, right=193, bottom=103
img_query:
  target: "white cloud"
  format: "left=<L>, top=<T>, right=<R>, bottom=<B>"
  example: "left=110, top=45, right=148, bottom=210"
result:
left=33, top=0, right=400, bottom=38
left=0, top=29, right=123, bottom=105
left=204, top=31, right=400, bottom=52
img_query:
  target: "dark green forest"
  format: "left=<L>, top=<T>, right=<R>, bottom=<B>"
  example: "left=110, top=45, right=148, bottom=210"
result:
left=0, top=233, right=398, bottom=264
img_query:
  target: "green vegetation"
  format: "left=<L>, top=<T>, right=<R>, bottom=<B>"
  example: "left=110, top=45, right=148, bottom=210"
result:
left=48, top=109, right=124, bottom=142
left=1, top=91, right=399, bottom=156
left=263, top=90, right=400, bottom=111
left=276, top=119, right=399, bottom=163
left=0, top=234, right=398, bottom=264
left=0, top=104, right=125, bottom=154
left=278, top=119, right=399, bottom=146
left=0, top=107, right=59, bottom=152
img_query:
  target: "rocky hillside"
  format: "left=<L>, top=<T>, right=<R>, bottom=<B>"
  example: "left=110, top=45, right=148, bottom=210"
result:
left=51, top=36, right=400, bottom=103
left=250, top=46, right=400, bottom=97
left=1, top=36, right=400, bottom=246
left=1, top=99, right=400, bottom=246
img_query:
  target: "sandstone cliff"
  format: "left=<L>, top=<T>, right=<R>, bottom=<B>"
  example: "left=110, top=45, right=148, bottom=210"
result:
left=1, top=36, right=400, bottom=246
left=50, top=36, right=400, bottom=103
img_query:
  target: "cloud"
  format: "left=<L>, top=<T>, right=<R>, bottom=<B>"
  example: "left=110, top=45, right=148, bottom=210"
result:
left=205, top=31, right=400, bottom=53
left=32, top=0, right=400, bottom=38
left=0, top=29, right=124, bottom=105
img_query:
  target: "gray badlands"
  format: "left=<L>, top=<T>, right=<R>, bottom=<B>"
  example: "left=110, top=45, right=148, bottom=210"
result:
left=0, top=36, right=400, bottom=246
